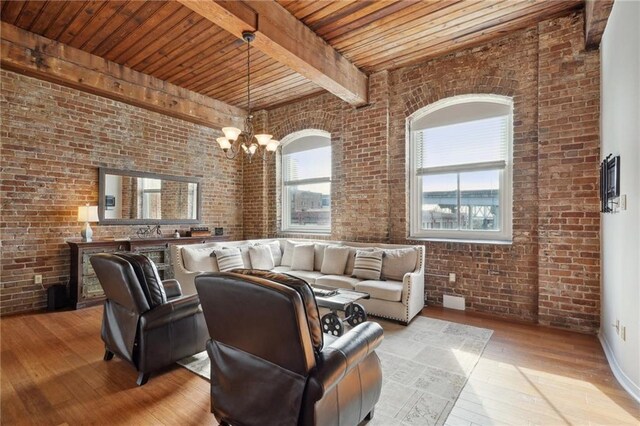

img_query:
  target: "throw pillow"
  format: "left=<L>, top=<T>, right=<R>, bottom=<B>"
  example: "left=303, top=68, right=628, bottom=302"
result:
left=352, top=249, right=384, bottom=280
left=314, top=243, right=328, bottom=271
left=249, top=245, right=275, bottom=270
left=291, top=243, right=315, bottom=271
left=320, top=245, right=351, bottom=275
left=382, top=248, right=418, bottom=281
left=344, top=247, right=373, bottom=275
left=281, top=240, right=298, bottom=267
left=266, top=241, right=282, bottom=266
left=237, top=244, right=253, bottom=268
left=212, top=247, right=244, bottom=272
left=182, top=245, right=219, bottom=272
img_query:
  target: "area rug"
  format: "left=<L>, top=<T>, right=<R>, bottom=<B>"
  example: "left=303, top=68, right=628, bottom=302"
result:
left=178, top=316, right=493, bottom=426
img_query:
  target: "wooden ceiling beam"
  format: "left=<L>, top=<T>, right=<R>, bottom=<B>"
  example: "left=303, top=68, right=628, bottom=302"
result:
left=0, top=22, right=244, bottom=129
left=584, top=0, right=614, bottom=50
left=177, top=0, right=368, bottom=106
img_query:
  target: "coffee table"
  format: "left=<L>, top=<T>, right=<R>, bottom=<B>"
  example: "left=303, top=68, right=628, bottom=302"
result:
left=312, top=285, right=370, bottom=336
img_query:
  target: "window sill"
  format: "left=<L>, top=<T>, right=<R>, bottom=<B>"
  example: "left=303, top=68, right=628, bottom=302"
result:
left=408, top=236, right=513, bottom=245
left=279, top=230, right=332, bottom=237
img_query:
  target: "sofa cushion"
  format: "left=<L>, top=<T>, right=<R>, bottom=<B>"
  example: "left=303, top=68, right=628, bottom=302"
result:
left=238, top=244, right=253, bottom=269
left=281, top=240, right=298, bottom=267
left=352, top=249, right=384, bottom=280
left=213, top=248, right=245, bottom=272
left=315, top=274, right=361, bottom=290
left=320, top=245, right=350, bottom=275
left=265, top=241, right=282, bottom=266
left=382, top=248, right=418, bottom=281
left=248, top=245, right=275, bottom=270
left=291, top=244, right=315, bottom=271
left=314, top=243, right=328, bottom=271
left=344, top=247, right=374, bottom=276
left=355, top=280, right=403, bottom=302
left=182, top=245, right=219, bottom=272
left=286, top=270, right=323, bottom=284
left=272, top=265, right=291, bottom=273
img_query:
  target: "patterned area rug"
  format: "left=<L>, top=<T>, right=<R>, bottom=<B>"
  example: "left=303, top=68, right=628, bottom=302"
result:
left=178, top=316, right=492, bottom=426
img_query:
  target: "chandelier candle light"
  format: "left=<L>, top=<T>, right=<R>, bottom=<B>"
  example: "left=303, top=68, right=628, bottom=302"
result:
left=217, top=31, right=279, bottom=161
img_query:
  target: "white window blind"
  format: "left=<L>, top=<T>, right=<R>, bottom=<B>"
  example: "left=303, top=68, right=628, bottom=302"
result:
left=283, top=145, right=331, bottom=184
left=416, top=115, right=509, bottom=175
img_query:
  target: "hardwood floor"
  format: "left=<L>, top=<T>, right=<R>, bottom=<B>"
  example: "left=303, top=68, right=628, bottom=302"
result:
left=1, top=306, right=638, bottom=425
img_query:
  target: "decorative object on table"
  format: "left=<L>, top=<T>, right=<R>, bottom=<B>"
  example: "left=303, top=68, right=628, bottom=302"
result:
left=136, top=224, right=162, bottom=239
left=178, top=315, right=493, bottom=426
left=77, top=204, right=99, bottom=242
left=214, top=227, right=223, bottom=236
left=600, top=154, right=620, bottom=213
left=173, top=229, right=181, bottom=238
left=215, top=31, right=280, bottom=162
left=188, top=226, right=210, bottom=237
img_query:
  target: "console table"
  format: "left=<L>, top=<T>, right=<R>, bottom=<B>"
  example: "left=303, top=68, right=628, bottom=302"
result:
left=67, top=236, right=226, bottom=309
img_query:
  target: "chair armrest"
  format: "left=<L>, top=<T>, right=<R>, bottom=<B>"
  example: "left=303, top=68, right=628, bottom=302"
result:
left=162, top=279, right=182, bottom=299
left=310, top=322, right=383, bottom=395
left=140, top=294, right=202, bottom=331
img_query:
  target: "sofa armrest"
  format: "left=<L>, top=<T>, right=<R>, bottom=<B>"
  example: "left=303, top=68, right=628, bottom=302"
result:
left=140, top=294, right=202, bottom=331
left=310, top=322, right=383, bottom=395
left=162, top=279, right=182, bottom=299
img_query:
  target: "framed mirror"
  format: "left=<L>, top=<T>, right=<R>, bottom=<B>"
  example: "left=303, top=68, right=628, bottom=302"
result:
left=98, top=168, right=202, bottom=225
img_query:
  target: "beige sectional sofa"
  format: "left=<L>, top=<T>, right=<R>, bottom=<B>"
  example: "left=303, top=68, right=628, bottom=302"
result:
left=170, top=238, right=425, bottom=324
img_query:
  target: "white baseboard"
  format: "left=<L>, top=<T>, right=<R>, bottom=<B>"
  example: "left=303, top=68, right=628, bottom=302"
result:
left=598, top=332, right=640, bottom=403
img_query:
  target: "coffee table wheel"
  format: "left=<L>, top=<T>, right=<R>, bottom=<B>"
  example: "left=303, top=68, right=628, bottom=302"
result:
left=345, top=303, right=367, bottom=327
left=321, top=313, right=344, bottom=336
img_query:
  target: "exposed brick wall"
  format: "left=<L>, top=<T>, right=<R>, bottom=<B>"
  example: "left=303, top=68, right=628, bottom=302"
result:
left=244, top=11, right=601, bottom=332
left=1, top=70, right=244, bottom=315
left=389, top=27, right=541, bottom=323
left=537, top=14, right=601, bottom=332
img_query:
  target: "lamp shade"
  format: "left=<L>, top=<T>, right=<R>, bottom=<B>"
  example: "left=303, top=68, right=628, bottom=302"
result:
left=266, top=140, right=280, bottom=152
left=222, top=127, right=242, bottom=141
left=254, top=134, right=272, bottom=146
left=217, top=137, right=231, bottom=150
left=78, top=205, right=99, bottom=222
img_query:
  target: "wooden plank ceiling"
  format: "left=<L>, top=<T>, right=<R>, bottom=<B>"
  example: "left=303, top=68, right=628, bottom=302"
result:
left=1, top=0, right=582, bottom=110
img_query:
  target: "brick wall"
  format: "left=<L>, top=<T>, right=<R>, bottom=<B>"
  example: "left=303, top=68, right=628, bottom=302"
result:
left=1, top=70, right=244, bottom=315
left=244, top=12, right=601, bottom=333
left=537, top=14, right=601, bottom=332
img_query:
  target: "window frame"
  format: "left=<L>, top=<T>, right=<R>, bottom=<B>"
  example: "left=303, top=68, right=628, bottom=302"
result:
left=279, top=129, right=332, bottom=234
left=407, top=94, right=514, bottom=242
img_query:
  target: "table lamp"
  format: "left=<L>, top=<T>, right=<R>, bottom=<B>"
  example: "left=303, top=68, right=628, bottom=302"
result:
left=77, top=204, right=99, bottom=242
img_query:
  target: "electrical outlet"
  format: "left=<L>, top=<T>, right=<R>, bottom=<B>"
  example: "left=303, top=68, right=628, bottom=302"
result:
left=620, top=194, right=627, bottom=210
left=621, top=326, right=626, bottom=341
left=34, top=274, right=42, bottom=284
left=449, top=273, right=456, bottom=283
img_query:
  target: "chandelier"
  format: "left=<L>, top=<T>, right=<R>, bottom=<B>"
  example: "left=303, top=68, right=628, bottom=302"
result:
left=216, top=31, right=279, bottom=162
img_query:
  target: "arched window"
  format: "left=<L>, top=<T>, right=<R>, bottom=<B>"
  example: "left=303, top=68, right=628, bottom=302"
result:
left=408, top=94, right=513, bottom=241
left=280, top=129, right=331, bottom=233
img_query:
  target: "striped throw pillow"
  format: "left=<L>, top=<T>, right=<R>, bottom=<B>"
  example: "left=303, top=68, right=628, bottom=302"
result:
left=212, top=247, right=244, bottom=272
left=352, top=249, right=384, bottom=280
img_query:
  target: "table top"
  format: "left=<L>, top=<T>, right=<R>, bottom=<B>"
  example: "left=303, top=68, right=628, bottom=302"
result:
left=312, top=285, right=370, bottom=310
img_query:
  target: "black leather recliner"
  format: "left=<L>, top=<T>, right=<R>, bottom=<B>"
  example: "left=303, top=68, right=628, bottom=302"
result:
left=90, top=253, right=208, bottom=386
left=195, top=269, right=384, bottom=426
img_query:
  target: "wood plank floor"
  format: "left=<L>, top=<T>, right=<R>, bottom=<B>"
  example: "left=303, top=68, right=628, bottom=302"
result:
left=1, top=306, right=638, bottom=425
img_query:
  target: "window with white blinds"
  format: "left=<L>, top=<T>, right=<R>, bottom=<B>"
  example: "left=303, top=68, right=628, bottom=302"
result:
left=280, top=130, right=331, bottom=233
left=408, top=95, right=513, bottom=242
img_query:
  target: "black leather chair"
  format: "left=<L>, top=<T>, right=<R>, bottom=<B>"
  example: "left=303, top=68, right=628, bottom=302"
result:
left=195, top=269, right=384, bottom=426
left=90, top=253, right=208, bottom=386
